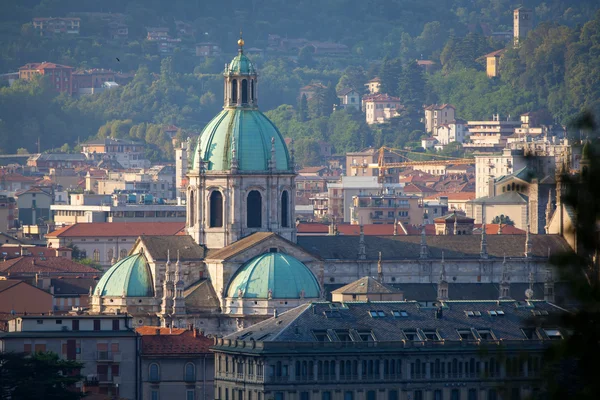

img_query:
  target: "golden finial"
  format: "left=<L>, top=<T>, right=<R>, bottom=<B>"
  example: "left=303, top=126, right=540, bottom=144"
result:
left=237, top=30, right=244, bottom=48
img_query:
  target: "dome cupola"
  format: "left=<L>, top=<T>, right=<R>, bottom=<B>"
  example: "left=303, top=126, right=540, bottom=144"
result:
left=227, top=252, right=320, bottom=299
left=94, top=253, right=154, bottom=297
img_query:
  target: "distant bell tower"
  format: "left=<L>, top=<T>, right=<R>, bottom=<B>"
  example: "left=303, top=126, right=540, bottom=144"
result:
left=514, top=7, right=533, bottom=47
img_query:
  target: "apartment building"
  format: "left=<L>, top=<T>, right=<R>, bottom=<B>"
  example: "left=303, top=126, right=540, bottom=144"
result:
left=463, top=115, right=521, bottom=151
left=213, top=300, right=562, bottom=400
left=349, top=189, right=421, bottom=225
left=362, top=94, right=402, bottom=124
left=423, top=104, right=455, bottom=133
left=0, top=314, right=137, bottom=399
left=32, top=17, right=80, bottom=36
left=18, top=62, right=74, bottom=94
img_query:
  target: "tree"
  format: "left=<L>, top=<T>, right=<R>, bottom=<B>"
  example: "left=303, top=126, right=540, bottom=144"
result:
left=539, top=112, right=600, bottom=399
left=491, top=214, right=515, bottom=226
left=378, top=56, right=403, bottom=96
left=16, top=148, right=29, bottom=154
left=297, top=46, right=315, bottom=69
left=297, top=94, right=308, bottom=122
left=0, top=351, right=85, bottom=400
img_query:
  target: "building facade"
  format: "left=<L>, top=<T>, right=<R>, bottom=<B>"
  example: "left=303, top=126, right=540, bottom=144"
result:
left=0, top=314, right=137, bottom=399
left=213, top=300, right=562, bottom=400
left=18, top=62, right=74, bottom=94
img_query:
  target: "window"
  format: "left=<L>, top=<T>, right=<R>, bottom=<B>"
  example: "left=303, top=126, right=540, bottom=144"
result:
left=36, top=319, right=43, bottom=324
left=403, top=330, right=421, bottom=341
left=335, top=330, right=353, bottom=342
left=488, top=389, right=497, bottom=400
left=344, top=392, right=353, bottom=400
left=107, top=248, right=113, bottom=261
left=388, top=390, right=398, bottom=400
left=312, top=330, right=332, bottom=342
left=451, top=389, right=459, bottom=400
left=414, top=391, right=423, bottom=400
left=185, top=363, right=195, bottom=382
left=457, top=329, right=475, bottom=340
left=422, top=330, right=441, bottom=340
left=247, top=191, right=262, bottom=228
left=187, top=391, right=195, bottom=400
left=210, top=191, right=223, bottom=227
left=357, top=330, right=375, bottom=342
left=189, top=190, right=195, bottom=227
left=521, top=328, right=539, bottom=339
left=72, top=320, right=79, bottom=331
left=434, top=390, right=442, bottom=400
left=544, top=329, right=562, bottom=340
left=468, top=389, right=477, bottom=400
left=281, top=191, right=289, bottom=228
left=119, top=249, right=127, bottom=259
left=152, top=391, right=159, bottom=400
left=34, top=344, right=46, bottom=352
left=300, top=392, right=309, bottom=400
left=93, top=320, right=101, bottom=331
left=367, top=391, right=376, bottom=400
left=275, top=393, right=284, bottom=400
left=93, top=249, right=100, bottom=262
left=232, top=79, right=238, bottom=103
left=241, top=79, right=248, bottom=104
left=369, top=310, right=386, bottom=318
left=477, top=329, right=496, bottom=340
left=149, top=363, right=160, bottom=382
left=112, top=319, right=119, bottom=331
left=392, top=310, right=408, bottom=317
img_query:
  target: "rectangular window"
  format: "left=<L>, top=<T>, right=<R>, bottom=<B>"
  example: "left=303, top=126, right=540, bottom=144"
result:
left=312, top=330, right=331, bottom=342
left=72, top=320, right=79, bottom=331
left=300, top=392, right=309, bottom=400
left=187, top=390, right=195, bottom=400
left=488, top=389, right=497, bottom=400
left=152, top=391, right=159, bottom=400
left=94, top=320, right=101, bottom=331
left=367, top=391, right=376, bottom=400
left=451, top=389, right=459, bottom=400
left=322, top=393, right=331, bottom=400
left=34, top=344, right=46, bottom=353
left=112, top=319, right=120, bottom=331
left=414, top=391, right=423, bottom=400
left=36, top=319, right=43, bottom=324
left=344, top=392, right=353, bottom=400
left=434, top=390, right=442, bottom=400
left=468, top=389, right=477, bottom=400
left=388, top=390, right=398, bottom=400
left=275, top=393, right=284, bottom=400
left=24, top=344, right=32, bottom=353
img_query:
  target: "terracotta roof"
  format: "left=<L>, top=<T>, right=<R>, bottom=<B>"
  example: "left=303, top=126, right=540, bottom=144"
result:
left=298, top=166, right=328, bottom=174
left=139, top=329, right=212, bottom=355
left=331, top=276, right=398, bottom=295
left=362, top=93, right=401, bottom=102
left=0, top=173, right=37, bottom=182
left=473, top=224, right=525, bottom=235
left=136, top=326, right=187, bottom=335
left=0, top=279, right=21, bottom=293
left=51, top=278, right=99, bottom=296
left=403, top=183, right=438, bottom=194
left=47, top=222, right=185, bottom=238
left=0, top=256, right=99, bottom=275
left=484, top=49, right=506, bottom=58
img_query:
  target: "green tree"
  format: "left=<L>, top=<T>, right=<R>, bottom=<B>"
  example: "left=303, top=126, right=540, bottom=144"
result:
left=16, top=148, right=29, bottom=155
left=378, top=56, right=403, bottom=96
left=491, top=214, right=515, bottom=226
left=297, top=46, right=315, bottom=68
left=0, top=351, right=85, bottom=400
left=297, top=94, right=308, bottom=122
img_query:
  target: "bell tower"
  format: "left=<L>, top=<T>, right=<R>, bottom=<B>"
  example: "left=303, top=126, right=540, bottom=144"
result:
left=186, top=35, right=297, bottom=249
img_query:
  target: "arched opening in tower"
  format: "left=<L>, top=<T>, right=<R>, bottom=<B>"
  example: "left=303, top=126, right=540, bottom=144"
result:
left=231, top=79, right=238, bottom=104
left=189, top=190, right=195, bottom=227
left=210, top=191, right=223, bottom=228
left=241, top=79, right=248, bottom=104
left=251, top=80, right=255, bottom=103
left=281, top=190, right=289, bottom=228
left=247, top=190, right=262, bottom=228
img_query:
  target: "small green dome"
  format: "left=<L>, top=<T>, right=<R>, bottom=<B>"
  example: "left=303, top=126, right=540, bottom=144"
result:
left=194, top=109, right=291, bottom=172
left=226, top=52, right=256, bottom=75
left=95, top=253, right=154, bottom=297
left=227, top=252, right=320, bottom=299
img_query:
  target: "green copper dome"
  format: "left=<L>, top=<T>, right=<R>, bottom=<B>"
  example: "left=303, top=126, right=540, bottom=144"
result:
left=194, top=109, right=291, bottom=172
left=95, top=253, right=154, bottom=297
left=227, top=252, right=320, bottom=299
left=226, top=52, right=256, bottom=75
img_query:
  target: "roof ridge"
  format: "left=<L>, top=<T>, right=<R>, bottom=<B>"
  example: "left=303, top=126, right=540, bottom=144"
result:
left=270, top=303, right=313, bottom=341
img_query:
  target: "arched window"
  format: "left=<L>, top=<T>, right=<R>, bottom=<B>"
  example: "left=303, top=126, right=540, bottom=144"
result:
left=149, top=363, right=160, bottom=382
left=251, top=80, right=255, bottom=102
left=511, top=182, right=515, bottom=191
left=210, top=191, right=223, bottom=227
left=232, top=79, right=238, bottom=104
left=93, top=249, right=100, bottom=262
left=119, top=249, right=128, bottom=259
left=241, top=79, right=248, bottom=104
left=107, top=248, right=113, bottom=262
left=189, top=190, right=195, bottom=227
left=281, top=191, right=289, bottom=228
left=185, top=362, right=195, bottom=382
left=247, top=190, right=262, bottom=228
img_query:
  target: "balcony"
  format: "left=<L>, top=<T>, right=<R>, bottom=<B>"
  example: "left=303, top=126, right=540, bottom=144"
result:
left=96, top=351, right=121, bottom=362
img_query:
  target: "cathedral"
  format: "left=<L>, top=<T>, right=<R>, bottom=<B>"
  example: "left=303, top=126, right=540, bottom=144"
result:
left=90, top=39, right=572, bottom=336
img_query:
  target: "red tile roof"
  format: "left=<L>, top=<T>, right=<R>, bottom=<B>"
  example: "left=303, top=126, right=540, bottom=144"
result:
left=362, top=93, right=401, bottom=102
left=297, top=222, right=525, bottom=236
left=403, top=183, right=438, bottom=194
left=138, top=328, right=212, bottom=355
left=136, top=326, right=187, bottom=335
left=0, top=256, right=99, bottom=275
left=47, top=222, right=185, bottom=238
left=0, top=173, right=38, bottom=182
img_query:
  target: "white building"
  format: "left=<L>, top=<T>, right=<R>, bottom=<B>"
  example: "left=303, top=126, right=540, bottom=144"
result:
left=463, top=115, right=522, bottom=151
left=435, top=122, right=468, bottom=145
left=337, top=88, right=361, bottom=110
left=475, top=148, right=528, bottom=198
left=424, top=104, right=455, bottom=133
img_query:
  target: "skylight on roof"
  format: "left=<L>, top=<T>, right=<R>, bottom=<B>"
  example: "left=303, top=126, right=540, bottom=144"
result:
left=369, top=310, right=386, bottom=318
left=238, top=331, right=253, bottom=340
left=392, top=310, right=408, bottom=317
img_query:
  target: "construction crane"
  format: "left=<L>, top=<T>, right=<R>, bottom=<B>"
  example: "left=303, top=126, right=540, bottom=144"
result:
left=349, top=146, right=474, bottom=183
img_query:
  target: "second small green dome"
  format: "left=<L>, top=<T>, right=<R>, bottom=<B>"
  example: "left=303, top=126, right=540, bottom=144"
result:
left=95, top=253, right=154, bottom=297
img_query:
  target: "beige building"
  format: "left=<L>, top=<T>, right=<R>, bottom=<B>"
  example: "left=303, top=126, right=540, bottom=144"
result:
left=475, top=148, right=529, bottom=198
left=362, top=94, right=402, bottom=124
left=424, top=104, right=455, bottom=133
left=350, top=190, right=421, bottom=225
left=424, top=192, right=476, bottom=213
left=364, top=77, right=381, bottom=94
left=463, top=115, right=522, bottom=151
left=466, top=192, right=529, bottom=230
left=484, top=49, right=505, bottom=78
left=346, top=148, right=401, bottom=182
left=0, top=314, right=137, bottom=399
left=514, top=7, right=533, bottom=47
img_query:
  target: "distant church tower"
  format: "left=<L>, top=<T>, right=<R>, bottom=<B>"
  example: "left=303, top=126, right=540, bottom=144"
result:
left=514, top=7, right=533, bottom=47
left=186, top=36, right=297, bottom=248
